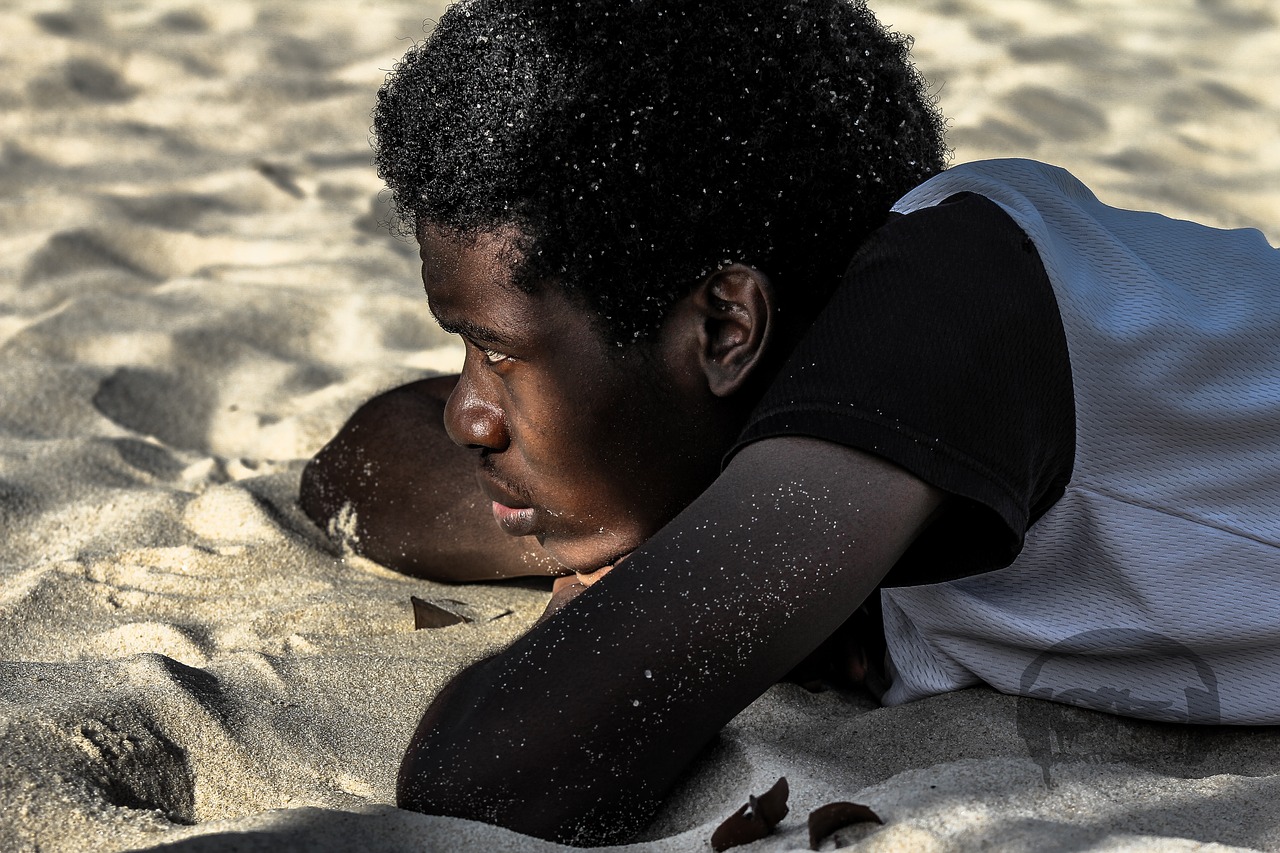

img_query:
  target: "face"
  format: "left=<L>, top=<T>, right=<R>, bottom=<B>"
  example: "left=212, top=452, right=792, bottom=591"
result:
left=419, top=224, right=731, bottom=573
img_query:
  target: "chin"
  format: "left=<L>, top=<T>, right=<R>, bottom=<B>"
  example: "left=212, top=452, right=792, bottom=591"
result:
left=541, top=536, right=637, bottom=575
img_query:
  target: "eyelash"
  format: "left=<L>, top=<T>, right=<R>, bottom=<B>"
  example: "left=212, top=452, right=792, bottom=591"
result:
left=455, top=332, right=512, bottom=366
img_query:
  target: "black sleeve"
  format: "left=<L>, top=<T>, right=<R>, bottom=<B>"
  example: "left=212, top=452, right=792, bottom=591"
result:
left=728, top=193, right=1075, bottom=585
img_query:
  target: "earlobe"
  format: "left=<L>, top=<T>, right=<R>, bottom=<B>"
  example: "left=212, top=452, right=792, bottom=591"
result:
left=696, top=264, right=776, bottom=398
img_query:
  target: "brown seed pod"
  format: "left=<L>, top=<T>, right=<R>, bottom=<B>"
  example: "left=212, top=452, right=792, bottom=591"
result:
left=807, top=800, right=882, bottom=850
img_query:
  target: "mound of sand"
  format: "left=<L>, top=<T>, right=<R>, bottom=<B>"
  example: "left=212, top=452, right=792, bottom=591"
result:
left=1, top=1, right=1278, bottom=851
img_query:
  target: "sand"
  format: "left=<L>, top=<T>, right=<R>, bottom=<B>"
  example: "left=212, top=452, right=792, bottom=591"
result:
left=1, top=1, right=1278, bottom=851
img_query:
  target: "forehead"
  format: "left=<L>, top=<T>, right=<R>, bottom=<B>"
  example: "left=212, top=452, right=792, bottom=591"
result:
left=416, top=222, right=598, bottom=346
left=417, top=223, right=520, bottom=295
left=419, top=224, right=527, bottom=320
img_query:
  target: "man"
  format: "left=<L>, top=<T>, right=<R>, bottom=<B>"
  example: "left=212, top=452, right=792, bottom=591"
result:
left=300, top=0, right=1280, bottom=844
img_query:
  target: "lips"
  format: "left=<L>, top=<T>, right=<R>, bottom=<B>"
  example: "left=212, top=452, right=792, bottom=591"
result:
left=490, top=500, right=538, bottom=536
left=478, top=467, right=539, bottom=537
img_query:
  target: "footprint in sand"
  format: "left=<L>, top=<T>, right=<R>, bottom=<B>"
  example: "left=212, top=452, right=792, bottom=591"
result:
left=61, top=57, right=137, bottom=102
left=22, top=214, right=324, bottom=292
left=108, top=192, right=241, bottom=231
left=21, top=223, right=240, bottom=288
left=110, top=437, right=190, bottom=482
left=269, top=35, right=345, bottom=73
left=32, top=10, right=101, bottom=38
left=1197, top=0, right=1277, bottom=31
left=68, top=700, right=197, bottom=824
left=3, top=656, right=209, bottom=825
left=21, top=229, right=163, bottom=286
left=1160, top=80, right=1262, bottom=125
left=156, top=9, right=209, bottom=34
left=93, top=367, right=215, bottom=452
left=1007, top=34, right=1109, bottom=64
left=1002, top=85, right=1110, bottom=143
left=27, top=56, right=138, bottom=106
left=92, top=354, right=343, bottom=460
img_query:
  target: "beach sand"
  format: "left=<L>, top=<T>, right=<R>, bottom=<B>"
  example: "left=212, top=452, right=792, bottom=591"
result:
left=1, top=1, right=1278, bottom=851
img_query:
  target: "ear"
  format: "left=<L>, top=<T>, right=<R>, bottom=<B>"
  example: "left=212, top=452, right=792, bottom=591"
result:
left=690, top=264, right=776, bottom=398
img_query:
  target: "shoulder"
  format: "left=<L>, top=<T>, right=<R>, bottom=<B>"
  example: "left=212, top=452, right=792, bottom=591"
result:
left=736, top=179, right=1076, bottom=578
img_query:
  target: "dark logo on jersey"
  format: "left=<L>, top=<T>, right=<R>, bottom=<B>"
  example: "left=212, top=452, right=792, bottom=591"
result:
left=1015, top=627, right=1220, bottom=785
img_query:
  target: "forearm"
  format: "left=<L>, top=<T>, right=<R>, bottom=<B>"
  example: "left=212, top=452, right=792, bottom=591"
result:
left=396, top=651, right=670, bottom=844
left=396, top=591, right=761, bottom=844
left=396, top=550, right=859, bottom=844
left=301, top=376, right=559, bottom=581
left=395, top=438, right=944, bottom=842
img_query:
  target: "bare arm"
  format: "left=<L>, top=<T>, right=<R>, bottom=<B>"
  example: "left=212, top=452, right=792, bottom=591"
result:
left=396, top=436, right=945, bottom=843
left=300, top=375, right=560, bottom=582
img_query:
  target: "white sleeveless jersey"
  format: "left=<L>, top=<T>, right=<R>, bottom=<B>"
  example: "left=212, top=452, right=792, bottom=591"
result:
left=879, top=159, right=1280, bottom=724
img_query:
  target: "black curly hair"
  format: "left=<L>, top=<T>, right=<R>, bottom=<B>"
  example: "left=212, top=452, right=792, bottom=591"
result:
left=374, top=0, right=947, bottom=345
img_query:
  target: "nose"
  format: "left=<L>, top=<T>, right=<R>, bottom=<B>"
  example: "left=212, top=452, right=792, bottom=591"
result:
left=444, top=367, right=509, bottom=452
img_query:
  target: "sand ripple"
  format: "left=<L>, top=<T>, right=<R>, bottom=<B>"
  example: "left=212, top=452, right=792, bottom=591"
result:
left=1, top=1, right=1277, bottom=851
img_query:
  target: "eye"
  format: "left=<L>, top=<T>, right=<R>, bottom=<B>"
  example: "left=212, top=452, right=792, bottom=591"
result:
left=481, top=347, right=509, bottom=364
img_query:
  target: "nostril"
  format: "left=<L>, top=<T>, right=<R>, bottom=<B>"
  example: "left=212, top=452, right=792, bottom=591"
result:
left=444, top=380, right=508, bottom=452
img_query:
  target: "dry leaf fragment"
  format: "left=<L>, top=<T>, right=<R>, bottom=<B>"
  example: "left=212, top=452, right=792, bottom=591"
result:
left=807, top=801, right=882, bottom=850
left=750, top=776, right=790, bottom=826
left=710, top=777, right=789, bottom=851
left=411, top=596, right=471, bottom=629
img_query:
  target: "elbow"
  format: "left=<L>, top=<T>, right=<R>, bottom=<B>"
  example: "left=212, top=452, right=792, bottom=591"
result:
left=393, top=669, right=654, bottom=845
left=395, top=666, right=532, bottom=835
left=395, top=752, right=644, bottom=846
left=298, top=449, right=339, bottom=534
left=396, top=745, right=514, bottom=837
left=298, top=436, right=374, bottom=557
left=396, top=734, right=595, bottom=844
left=395, top=746, right=486, bottom=829
left=296, top=407, right=459, bottom=582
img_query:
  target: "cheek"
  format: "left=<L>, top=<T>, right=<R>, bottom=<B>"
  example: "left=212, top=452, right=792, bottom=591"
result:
left=508, top=352, right=706, bottom=526
left=520, top=385, right=656, bottom=497
left=581, top=390, right=701, bottom=509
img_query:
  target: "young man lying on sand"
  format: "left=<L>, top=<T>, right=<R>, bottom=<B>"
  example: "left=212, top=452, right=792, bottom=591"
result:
left=300, top=0, right=1280, bottom=843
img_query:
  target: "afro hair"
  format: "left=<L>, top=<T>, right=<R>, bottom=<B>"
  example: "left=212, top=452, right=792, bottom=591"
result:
left=374, top=0, right=947, bottom=345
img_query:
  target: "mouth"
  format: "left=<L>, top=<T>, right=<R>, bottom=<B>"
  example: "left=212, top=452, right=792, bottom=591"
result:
left=478, top=464, right=539, bottom=538
left=490, top=500, right=538, bottom=537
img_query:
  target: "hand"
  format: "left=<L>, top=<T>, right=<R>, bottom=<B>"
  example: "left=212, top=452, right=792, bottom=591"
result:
left=538, top=560, right=622, bottom=622
left=784, top=603, right=885, bottom=692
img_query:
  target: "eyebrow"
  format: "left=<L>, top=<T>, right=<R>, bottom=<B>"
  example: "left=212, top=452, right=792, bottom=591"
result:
left=428, top=308, right=516, bottom=350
